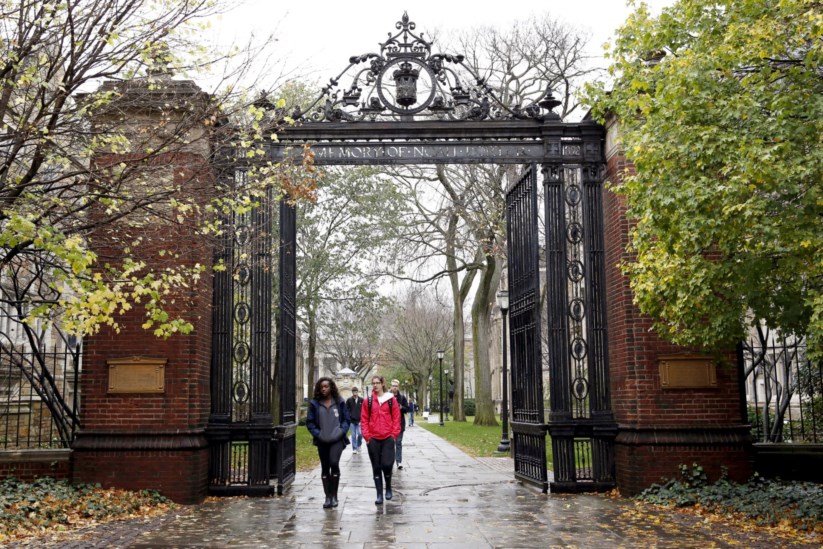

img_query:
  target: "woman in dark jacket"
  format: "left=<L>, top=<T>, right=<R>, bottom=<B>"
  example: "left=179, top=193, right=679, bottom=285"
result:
left=306, top=377, right=351, bottom=508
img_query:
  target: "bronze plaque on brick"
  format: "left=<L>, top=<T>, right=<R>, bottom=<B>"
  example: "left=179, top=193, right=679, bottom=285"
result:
left=658, top=354, right=717, bottom=389
left=107, top=357, right=166, bottom=394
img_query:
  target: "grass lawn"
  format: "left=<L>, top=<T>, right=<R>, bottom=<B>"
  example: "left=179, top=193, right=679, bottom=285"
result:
left=417, top=416, right=553, bottom=466
left=296, top=425, right=320, bottom=471
left=417, top=415, right=503, bottom=457
left=298, top=417, right=553, bottom=470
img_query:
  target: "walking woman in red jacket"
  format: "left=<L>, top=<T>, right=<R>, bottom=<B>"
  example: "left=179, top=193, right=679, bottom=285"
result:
left=361, top=375, right=400, bottom=504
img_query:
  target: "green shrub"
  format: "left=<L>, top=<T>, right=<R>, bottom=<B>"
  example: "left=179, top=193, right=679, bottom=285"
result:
left=463, top=399, right=476, bottom=416
left=637, top=463, right=823, bottom=531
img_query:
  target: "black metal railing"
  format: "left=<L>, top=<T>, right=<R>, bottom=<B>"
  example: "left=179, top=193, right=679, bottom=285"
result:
left=741, top=331, right=822, bottom=444
left=0, top=339, right=80, bottom=449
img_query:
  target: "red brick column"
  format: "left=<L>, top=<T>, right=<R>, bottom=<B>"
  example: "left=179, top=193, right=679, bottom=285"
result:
left=72, top=78, right=214, bottom=504
left=603, top=118, right=752, bottom=495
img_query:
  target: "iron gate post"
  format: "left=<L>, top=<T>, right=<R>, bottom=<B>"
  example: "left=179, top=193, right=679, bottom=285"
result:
left=206, top=150, right=235, bottom=488
left=543, top=124, right=616, bottom=492
left=543, top=157, right=576, bottom=488
left=580, top=158, right=616, bottom=487
left=274, top=198, right=298, bottom=494
left=496, top=291, right=510, bottom=453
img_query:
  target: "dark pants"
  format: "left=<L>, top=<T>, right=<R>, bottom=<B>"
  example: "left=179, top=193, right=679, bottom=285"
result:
left=317, top=439, right=345, bottom=478
left=367, top=437, right=395, bottom=479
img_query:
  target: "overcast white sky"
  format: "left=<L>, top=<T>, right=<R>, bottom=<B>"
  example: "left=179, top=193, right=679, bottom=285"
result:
left=211, top=0, right=677, bottom=90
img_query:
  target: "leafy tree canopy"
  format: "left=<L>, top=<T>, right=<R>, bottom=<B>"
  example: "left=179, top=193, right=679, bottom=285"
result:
left=0, top=0, right=310, bottom=340
left=585, top=0, right=823, bottom=356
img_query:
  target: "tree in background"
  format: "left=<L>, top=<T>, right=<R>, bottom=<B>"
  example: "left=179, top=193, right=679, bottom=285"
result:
left=432, top=14, right=593, bottom=426
left=317, top=298, right=388, bottom=390
left=0, top=0, right=317, bottom=443
left=384, top=287, right=453, bottom=412
left=384, top=165, right=480, bottom=422
left=433, top=163, right=506, bottom=426
left=454, top=12, right=595, bottom=120
left=296, top=166, right=405, bottom=386
left=585, top=0, right=822, bottom=357
left=381, top=13, right=594, bottom=425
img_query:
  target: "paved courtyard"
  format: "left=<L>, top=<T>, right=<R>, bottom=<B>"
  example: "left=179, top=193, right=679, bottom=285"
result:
left=21, top=425, right=801, bottom=548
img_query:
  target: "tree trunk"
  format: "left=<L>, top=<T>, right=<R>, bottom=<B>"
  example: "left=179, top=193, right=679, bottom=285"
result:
left=446, top=231, right=465, bottom=422
left=446, top=208, right=480, bottom=422
left=451, top=297, right=466, bottom=421
left=418, top=379, right=428, bottom=415
left=472, top=253, right=501, bottom=426
left=307, top=311, right=317, bottom=392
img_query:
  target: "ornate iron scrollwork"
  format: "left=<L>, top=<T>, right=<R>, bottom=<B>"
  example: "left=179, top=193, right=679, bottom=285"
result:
left=288, top=13, right=561, bottom=122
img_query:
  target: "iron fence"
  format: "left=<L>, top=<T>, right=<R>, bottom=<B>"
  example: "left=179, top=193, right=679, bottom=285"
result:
left=0, top=340, right=80, bottom=449
left=741, top=333, right=822, bottom=443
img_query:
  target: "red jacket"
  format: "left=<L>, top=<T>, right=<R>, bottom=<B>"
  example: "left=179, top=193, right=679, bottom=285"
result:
left=361, top=391, right=400, bottom=442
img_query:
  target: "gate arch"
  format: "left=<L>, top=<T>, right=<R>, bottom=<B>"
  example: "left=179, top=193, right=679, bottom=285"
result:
left=207, top=13, right=615, bottom=495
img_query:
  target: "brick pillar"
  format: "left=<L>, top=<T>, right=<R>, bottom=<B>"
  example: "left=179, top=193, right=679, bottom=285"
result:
left=603, top=117, right=752, bottom=495
left=72, top=76, right=214, bottom=504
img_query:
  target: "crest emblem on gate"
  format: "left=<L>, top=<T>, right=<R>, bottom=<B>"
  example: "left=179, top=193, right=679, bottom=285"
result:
left=285, top=12, right=562, bottom=122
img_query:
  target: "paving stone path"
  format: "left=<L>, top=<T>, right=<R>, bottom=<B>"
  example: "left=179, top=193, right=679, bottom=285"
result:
left=19, top=425, right=812, bottom=548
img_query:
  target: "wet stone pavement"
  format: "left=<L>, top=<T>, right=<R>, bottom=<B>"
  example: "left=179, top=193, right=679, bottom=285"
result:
left=28, top=425, right=798, bottom=548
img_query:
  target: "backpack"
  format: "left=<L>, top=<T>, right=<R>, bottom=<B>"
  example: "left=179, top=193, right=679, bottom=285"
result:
left=367, top=394, right=393, bottom=416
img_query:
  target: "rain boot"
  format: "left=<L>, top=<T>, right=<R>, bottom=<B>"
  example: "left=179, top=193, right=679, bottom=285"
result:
left=384, top=473, right=393, bottom=501
left=321, top=476, right=332, bottom=509
left=330, top=474, right=339, bottom=507
left=373, top=475, right=383, bottom=505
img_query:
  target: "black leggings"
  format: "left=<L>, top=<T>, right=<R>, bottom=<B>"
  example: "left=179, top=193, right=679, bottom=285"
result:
left=367, top=437, right=395, bottom=479
left=317, top=440, right=345, bottom=478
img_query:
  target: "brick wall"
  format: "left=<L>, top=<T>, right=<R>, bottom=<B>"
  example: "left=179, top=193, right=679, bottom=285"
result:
left=72, top=437, right=209, bottom=504
left=79, top=152, right=213, bottom=433
left=0, top=450, right=72, bottom=482
left=73, top=144, right=215, bottom=503
left=604, top=119, right=751, bottom=495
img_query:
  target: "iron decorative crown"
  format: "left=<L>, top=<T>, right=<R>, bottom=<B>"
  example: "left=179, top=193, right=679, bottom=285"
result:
left=288, top=13, right=562, bottom=123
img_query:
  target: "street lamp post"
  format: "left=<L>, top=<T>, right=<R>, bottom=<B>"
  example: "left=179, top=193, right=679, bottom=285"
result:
left=497, top=290, right=510, bottom=453
left=437, top=350, right=445, bottom=427
left=444, top=369, right=449, bottom=421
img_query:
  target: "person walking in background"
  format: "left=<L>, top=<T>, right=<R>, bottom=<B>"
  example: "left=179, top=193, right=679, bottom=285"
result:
left=361, top=375, right=400, bottom=505
left=389, top=379, right=409, bottom=470
left=408, top=398, right=415, bottom=427
left=306, top=377, right=350, bottom=509
left=346, top=387, right=363, bottom=454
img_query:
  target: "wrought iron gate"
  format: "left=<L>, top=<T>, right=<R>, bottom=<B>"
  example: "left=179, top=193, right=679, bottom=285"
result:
left=507, top=144, right=616, bottom=493
left=544, top=152, right=616, bottom=492
left=206, top=163, right=279, bottom=496
left=506, top=164, right=549, bottom=492
left=272, top=199, right=297, bottom=494
left=256, top=13, right=615, bottom=496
